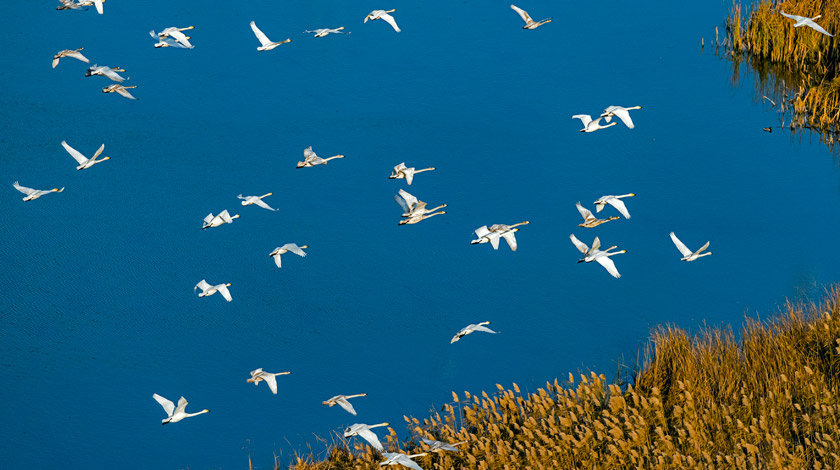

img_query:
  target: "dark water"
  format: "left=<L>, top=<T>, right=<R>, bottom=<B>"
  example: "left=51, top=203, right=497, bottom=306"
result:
left=1, top=1, right=839, bottom=468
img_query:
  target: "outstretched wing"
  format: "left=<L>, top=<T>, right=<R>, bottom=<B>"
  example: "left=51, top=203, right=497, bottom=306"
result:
left=611, top=108, right=635, bottom=129
left=488, top=232, right=501, bottom=250
left=263, top=374, right=278, bottom=394
left=669, top=232, right=692, bottom=257
left=194, top=279, right=212, bottom=293
left=471, top=324, right=498, bottom=334
left=569, top=234, right=588, bottom=254
left=61, top=140, right=88, bottom=165
left=66, top=50, right=89, bottom=63
left=576, top=202, right=593, bottom=222
left=780, top=11, right=807, bottom=22
left=93, top=0, right=103, bottom=14
left=216, top=284, right=232, bottom=302
left=380, top=13, right=401, bottom=32
left=272, top=252, right=283, bottom=268
left=607, top=198, right=631, bottom=218
left=336, top=397, right=357, bottom=415
left=595, top=255, right=621, bottom=278
left=501, top=231, right=518, bottom=251
left=474, top=225, right=490, bottom=238
left=115, top=87, right=137, bottom=100
left=253, top=198, right=276, bottom=211
left=510, top=5, right=533, bottom=23
left=167, top=30, right=194, bottom=48
left=571, top=114, right=592, bottom=127
left=250, top=21, right=272, bottom=46
left=694, top=241, right=711, bottom=255
left=397, top=189, right=418, bottom=212
left=174, top=396, right=188, bottom=414
left=281, top=243, right=307, bottom=257
left=806, top=21, right=833, bottom=36
left=153, top=393, right=175, bottom=417
left=218, top=210, right=233, bottom=223
left=356, top=429, right=384, bottom=451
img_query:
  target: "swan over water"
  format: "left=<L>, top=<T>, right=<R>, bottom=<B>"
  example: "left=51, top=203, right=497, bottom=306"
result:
left=600, top=106, right=642, bottom=129
left=269, top=243, right=308, bottom=268
left=344, top=422, right=390, bottom=451
left=572, top=114, right=616, bottom=132
left=365, top=10, right=401, bottom=32
left=322, top=393, right=367, bottom=415
left=52, top=48, right=89, bottom=68
left=152, top=394, right=209, bottom=425
left=570, top=234, right=626, bottom=278
left=250, top=21, right=291, bottom=51
left=510, top=4, right=551, bottom=29
left=780, top=11, right=833, bottom=37
left=13, top=182, right=64, bottom=201
left=451, top=321, right=498, bottom=343
left=471, top=222, right=529, bottom=251
left=61, top=140, right=109, bottom=170
left=194, top=280, right=233, bottom=302
left=576, top=202, right=619, bottom=228
left=670, top=232, right=712, bottom=262
left=593, top=193, right=635, bottom=219
left=246, top=368, right=290, bottom=395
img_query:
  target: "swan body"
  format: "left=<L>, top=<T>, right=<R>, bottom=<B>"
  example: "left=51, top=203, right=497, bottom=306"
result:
left=86, top=64, right=127, bottom=82
left=152, top=394, right=208, bottom=425
left=781, top=11, right=833, bottom=36
left=570, top=234, right=626, bottom=278
left=56, top=0, right=86, bottom=10
left=344, top=423, right=390, bottom=451
left=246, top=368, right=290, bottom=394
left=61, top=140, right=109, bottom=170
left=102, top=84, right=137, bottom=99
left=572, top=114, right=616, bottom=132
left=451, top=321, right=497, bottom=343
left=194, top=280, right=233, bottom=301
left=76, top=0, right=104, bottom=14
left=150, top=27, right=194, bottom=48
left=380, top=453, right=428, bottom=470
left=576, top=202, right=619, bottom=227
left=600, top=106, right=641, bottom=129
left=322, top=393, right=367, bottom=415
left=52, top=48, right=89, bottom=68
left=251, top=21, right=291, bottom=51
left=238, top=193, right=276, bottom=211
left=471, top=221, right=529, bottom=251
left=202, top=210, right=239, bottom=229
left=297, top=146, right=344, bottom=168
left=669, top=232, right=712, bottom=261
left=510, top=4, right=551, bottom=29
left=13, top=181, right=64, bottom=201
left=305, top=27, right=350, bottom=38
left=389, top=162, right=435, bottom=185
left=395, top=189, right=446, bottom=225
left=421, top=438, right=464, bottom=453
left=269, top=243, right=308, bottom=268
left=593, top=193, right=634, bottom=219
left=365, top=10, right=400, bottom=32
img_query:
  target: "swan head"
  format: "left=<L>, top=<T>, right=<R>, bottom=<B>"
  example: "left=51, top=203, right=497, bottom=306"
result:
left=577, top=258, right=585, bottom=263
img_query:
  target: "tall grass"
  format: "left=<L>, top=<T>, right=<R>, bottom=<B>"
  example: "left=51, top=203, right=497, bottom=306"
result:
left=723, top=1, right=840, bottom=147
left=288, top=287, right=840, bottom=469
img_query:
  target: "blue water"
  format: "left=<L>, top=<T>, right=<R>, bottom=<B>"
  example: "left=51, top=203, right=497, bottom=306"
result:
left=2, top=1, right=839, bottom=468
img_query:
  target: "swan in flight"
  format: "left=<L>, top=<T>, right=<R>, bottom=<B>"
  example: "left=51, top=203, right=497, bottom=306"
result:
left=250, top=21, right=291, bottom=51
left=77, top=0, right=104, bottom=14
left=510, top=5, right=551, bottom=29
left=152, top=394, right=209, bottom=425
left=781, top=11, right=833, bottom=36
left=102, top=84, right=137, bottom=100
left=570, top=234, right=626, bottom=278
left=246, top=368, right=290, bottom=395
left=56, top=0, right=85, bottom=10
left=380, top=452, right=428, bottom=470
left=194, top=279, right=232, bottom=302
left=304, top=27, right=350, bottom=38
left=85, top=65, right=127, bottom=82
left=52, top=48, right=89, bottom=68
left=322, top=393, right=367, bottom=415
left=364, top=10, right=401, bottom=32
left=593, top=193, right=634, bottom=219
left=572, top=114, right=616, bottom=133
left=238, top=193, right=276, bottom=211
left=389, top=163, right=435, bottom=185
left=269, top=243, right=308, bottom=268
left=150, top=27, right=194, bottom=48
left=202, top=210, right=239, bottom=229
left=297, top=146, right=344, bottom=168
left=471, top=222, right=529, bottom=251
left=421, top=438, right=464, bottom=453
left=669, top=232, right=712, bottom=262
left=600, top=106, right=642, bottom=129
left=576, top=202, right=619, bottom=228
left=451, top=321, right=498, bottom=343
left=395, top=189, right=446, bottom=225
left=61, top=141, right=109, bottom=170
left=344, top=423, right=390, bottom=451
left=13, top=181, right=64, bottom=201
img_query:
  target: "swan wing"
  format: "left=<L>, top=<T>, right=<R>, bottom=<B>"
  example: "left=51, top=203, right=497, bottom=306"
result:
left=217, top=284, right=232, bottom=302
left=595, top=255, right=621, bottom=278
left=253, top=198, right=276, bottom=211
left=404, top=169, right=414, bottom=185
left=591, top=236, right=601, bottom=251
left=669, top=232, right=693, bottom=257
left=303, top=146, right=316, bottom=159
left=394, top=456, right=423, bottom=470
left=174, top=396, right=188, bottom=414
left=576, top=202, right=592, bottom=222
left=102, top=68, right=126, bottom=82
left=510, top=5, right=533, bottom=23
left=93, top=0, right=103, bottom=14
left=281, top=243, right=307, bottom=257
left=571, top=114, right=592, bottom=127
left=569, top=234, right=588, bottom=254
left=167, top=30, right=194, bottom=48
left=488, top=232, right=501, bottom=250
left=611, top=108, right=635, bottom=129
left=61, top=140, right=88, bottom=165
left=607, top=198, right=631, bottom=218
left=92, top=143, right=105, bottom=159
left=474, top=225, right=491, bottom=238
left=780, top=11, right=807, bottom=22
left=471, top=324, right=498, bottom=334
left=115, top=87, right=137, bottom=99
left=219, top=210, right=233, bottom=223
left=805, top=21, right=833, bottom=36
left=501, top=230, right=518, bottom=251
left=397, top=189, right=418, bottom=211
left=272, top=253, right=282, bottom=268
left=357, top=429, right=384, bottom=451
left=194, top=279, right=211, bottom=293
left=251, top=21, right=272, bottom=46
left=380, top=13, right=401, bottom=32
left=153, top=393, right=175, bottom=417
left=263, top=373, right=278, bottom=394
left=694, top=241, right=710, bottom=255
left=66, top=50, right=89, bottom=63
left=336, top=397, right=357, bottom=415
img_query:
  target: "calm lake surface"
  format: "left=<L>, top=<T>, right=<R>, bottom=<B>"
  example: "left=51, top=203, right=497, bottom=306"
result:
left=2, top=1, right=839, bottom=468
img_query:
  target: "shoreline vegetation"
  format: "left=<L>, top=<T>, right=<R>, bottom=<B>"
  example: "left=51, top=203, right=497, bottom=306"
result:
left=281, top=287, right=840, bottom=469
left=720, top=1, right=840, bottom=150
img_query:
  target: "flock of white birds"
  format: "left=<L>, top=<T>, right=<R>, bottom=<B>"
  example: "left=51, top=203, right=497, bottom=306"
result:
left=25, top=2, right=832, bottom=468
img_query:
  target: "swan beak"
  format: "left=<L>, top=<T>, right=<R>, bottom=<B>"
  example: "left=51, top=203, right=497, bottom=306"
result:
left=203, top=409, right=209, bottom=412
left=226, top=283, right=232, bottom=286
left=577, top=259, right=584, bottom=263
left=302, top=245, right=309, bottom=249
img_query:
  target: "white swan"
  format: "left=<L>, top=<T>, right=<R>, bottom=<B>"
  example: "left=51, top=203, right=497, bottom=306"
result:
left=781, top=11, right=833, bottom=36
left=102, top=84, right=137, bottom=100
left=510, top=5, right=551, bottom=29
left=471, top=222, right=529, bottom=251
left=202, top=210, right=239, bottom=229
left=13, top=181, right=64, bottom=201
left=150, top=28, right=194, bottom=48
left=365, top=10, right=400, bottom=32
left=572, top=114, right=616, bottom=133
left=345, top=422, right=390, bottom=451
left=85, top=64, right=127, bottom=82
left=576, top=202, right=619, bottom=228
left=451, top=321, right=498, bottom=343
left=250, top=21, right=291, bottom=51
left=238, top=193, right=276, bottom=211
left=600, top=106, right=642, bottom=129
left=570, top=234, right=626, bottom=278
left=323, top=393, right=367, bottom=415
left=669, top=232, right=712, bottom=262
left=53, top=48, right=89, bottom=68
left=304, top=27, right=350, bottom=38
left=593, top=193, right=634, bottom=219
left=246, top=368, right=290, bottom=395
left=61, top=140, right=109, bottom=170
left=297, top=146, right=344, bottom=168
left=380, top=452, right=427, bottom=470
left=56, top=0, right=85, bottom=10
left=389, top=162, right=435, bottom=185
left=421, top=438, right=464, bottom=453
left=77, top=0, right=104, bottom=14
left=395, top=189, right=446, bottom=225
left=269, top=243, right=308, bottom=268
left=194, top=279, right=232, bottom=301
left=152, top=394, right=209, bottom=425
